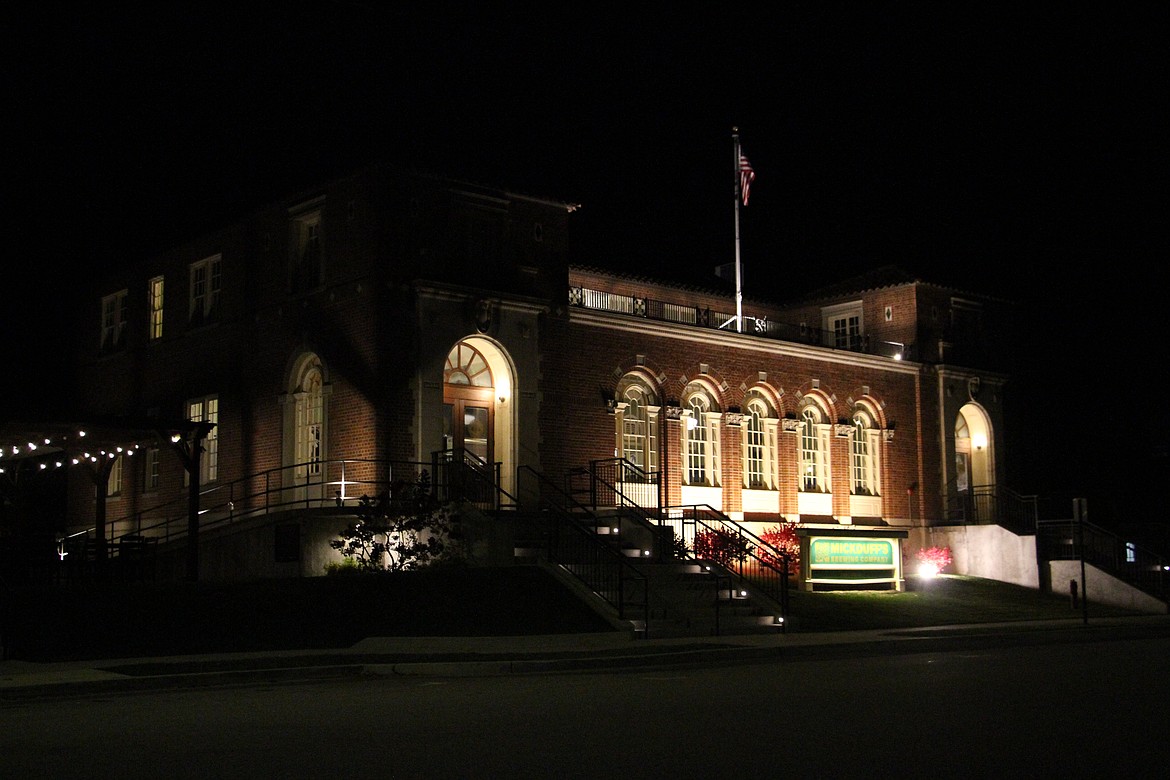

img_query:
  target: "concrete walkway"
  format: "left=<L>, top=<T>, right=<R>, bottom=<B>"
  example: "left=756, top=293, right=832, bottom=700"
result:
left=4, top=615, right=1170, bottom=699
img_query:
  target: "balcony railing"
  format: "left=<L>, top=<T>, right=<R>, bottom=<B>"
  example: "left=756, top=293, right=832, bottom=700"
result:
left=569, top=285, right=910, bottom=359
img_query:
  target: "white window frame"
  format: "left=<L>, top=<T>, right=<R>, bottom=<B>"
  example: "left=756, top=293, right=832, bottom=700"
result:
left=822, top=300, right=864, bottom=350
left=106, top=454, right=123, bottom=497
left=186, top=395, right=219, bottom=484
left=616, top=383, right=660, bottom=477
left=682, top=388, right=721, bottom=487
left=742, top=397, right=777, bottom=490
left=294, top=365, right=324, bottom=479
left=101, top=289, right=128, bottom=351
left=148, top=275, right=164, bottom=341
left=189, top=254, right=222, bottom=324
left=799, top=404, right=831, bottom=493
left=850, top=410, right=881, bottom=496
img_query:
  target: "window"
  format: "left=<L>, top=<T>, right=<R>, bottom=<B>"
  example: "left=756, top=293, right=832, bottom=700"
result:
left=822, top=301, right=863, bottom=350
left=682, top=384, right=720, bottom=486
left=142, top=446, right=160, bottom=492
left=294, top=364, right=324, bottom=479
left=106, top=455, right=123, bottom=497
left=290, top=210, right=323, bottom=293
left=187, top=395, right=219, bottom=484
left=148, top=276, right=164, bottom=340
left=799, top=402, right=830, bottom=492
left=100, top=290, right=128, bottom=352
left=742, top=396, right=777, bottom=490
left=189, top=255, right=221, bottom=325
left=851, top=409, right=881, bottom=496
left=616, top=381, right=659, bottom=478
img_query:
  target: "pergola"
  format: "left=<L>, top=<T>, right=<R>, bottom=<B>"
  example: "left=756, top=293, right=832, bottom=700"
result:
left=0, top=416, right=216, bottom=580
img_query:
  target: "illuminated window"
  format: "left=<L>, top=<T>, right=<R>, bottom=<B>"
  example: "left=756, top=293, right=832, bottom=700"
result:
left=100, top=289, right=128, bottom=352
left=290, top=209, right=323, bottom=293
left=799, top=401, right=830, bottom=492
left=822, top=301, right=863, bottom=350
left=106, top=455, right=123, bottom=497
left=189, top=255, right=221, bottom=325
left=615, top=379, right=659, bottom=478
left=682, top=384, right=720, bottom=487
left=186, top=395, right=219, bottom=484
left=851, top=409, right=881, bottom=496
left=742, top=395, right=777, bottom=490
left=148, top=275, right=164, bottom=340
left=294, top=364, right=324, bottom=479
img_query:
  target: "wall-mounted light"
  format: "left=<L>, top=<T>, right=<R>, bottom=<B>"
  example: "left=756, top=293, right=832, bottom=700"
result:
left=973, top=434, right=987, bottom=451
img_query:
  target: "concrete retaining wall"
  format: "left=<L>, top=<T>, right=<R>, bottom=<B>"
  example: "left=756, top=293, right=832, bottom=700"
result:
left=906, top=524, right=1039, bottom=589
left=1049, top=560, right=1168, bottom=614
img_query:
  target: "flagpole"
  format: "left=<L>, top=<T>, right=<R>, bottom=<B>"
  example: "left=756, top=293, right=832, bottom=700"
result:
left=732, top=128, right=744, bottom=333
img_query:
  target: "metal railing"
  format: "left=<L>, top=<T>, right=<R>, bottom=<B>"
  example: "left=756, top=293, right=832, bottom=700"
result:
left=660, top=504, right=791, bottom=618
left=68, top=453, right=505, bottom=559
left=517, top=466, right=649, bottom=633
left=945, top=484, right=1039, bottom=535
left=1037, top=519, right=1165, bottom=600
left=569, top=286, right=911, bottom=359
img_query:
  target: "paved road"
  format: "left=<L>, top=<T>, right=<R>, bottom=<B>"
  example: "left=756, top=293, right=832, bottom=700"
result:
left=2, top=628, right=1167, bottom=778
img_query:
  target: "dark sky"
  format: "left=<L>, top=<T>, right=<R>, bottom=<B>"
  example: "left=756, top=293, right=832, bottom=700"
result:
left=7, top=3, right=1168, bottom=520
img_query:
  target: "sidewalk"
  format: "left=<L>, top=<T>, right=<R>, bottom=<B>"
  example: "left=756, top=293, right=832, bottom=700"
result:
left=5, top=614, right=1170, bottom=700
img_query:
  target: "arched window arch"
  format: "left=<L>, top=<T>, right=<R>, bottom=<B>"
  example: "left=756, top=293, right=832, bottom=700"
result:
left=850, top=406, right=881, bottom=496
left=616, top=380, right=659, bottom=475
left=799, top=397, right=830, bottom=493
left=294, top=359, right=325, bottom=479
left=445, top=342, right=493, bottom=387
left=682, top=382, right=721, bottom=486
left=742, top=391, right=778, bottom=490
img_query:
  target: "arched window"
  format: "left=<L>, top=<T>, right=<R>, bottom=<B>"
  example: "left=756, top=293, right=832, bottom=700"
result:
left=799, top=401, right=829, bottom=493
left=742, top=393, right=777, bottom=490
left=682, top=383, right=721, bottom=486
left=621, top=386, right=658, bottom=473
left=851, top=408, right=880, bottom=496
left=294, top=361, right=324, bottom=479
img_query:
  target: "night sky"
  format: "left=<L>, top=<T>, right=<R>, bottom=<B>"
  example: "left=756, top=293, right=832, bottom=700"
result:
left=8, top=3, right=1167, bottom=525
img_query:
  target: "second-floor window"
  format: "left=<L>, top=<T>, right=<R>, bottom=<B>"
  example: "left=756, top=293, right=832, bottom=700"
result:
left=189, top=255, right=221, bottom=326
left=290, top=210, right=323, bottom=293
left=100, top=290, right=128, bottom=352
left=148, top=276, right=164, bottom=341
left=822, top=301, right=864, bottom=351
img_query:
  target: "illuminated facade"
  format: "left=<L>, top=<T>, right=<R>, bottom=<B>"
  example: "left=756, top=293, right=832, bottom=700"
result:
left=63, top=165, right=1018, bottom=587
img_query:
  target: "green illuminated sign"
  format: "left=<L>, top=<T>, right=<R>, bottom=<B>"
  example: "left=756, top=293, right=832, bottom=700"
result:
left=810, top=538, right=894, bottom=567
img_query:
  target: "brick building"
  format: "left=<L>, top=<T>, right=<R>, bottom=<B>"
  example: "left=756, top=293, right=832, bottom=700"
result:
left=59, top=165, right=1023, bottom=588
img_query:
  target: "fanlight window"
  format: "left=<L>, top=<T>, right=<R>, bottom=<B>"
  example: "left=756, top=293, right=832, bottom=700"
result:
left=445, top=343, right=492, bottom=387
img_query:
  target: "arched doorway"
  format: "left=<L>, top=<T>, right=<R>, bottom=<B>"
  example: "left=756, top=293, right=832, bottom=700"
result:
left=954, top=403, right=994, bottom=522
left=442, top=337, right=516, bottom=495
left=443, top=341, right=495, bottom=464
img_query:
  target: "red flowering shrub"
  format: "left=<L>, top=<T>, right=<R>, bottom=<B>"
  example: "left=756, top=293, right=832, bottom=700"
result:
left=693, top=529, right=750, bottom=566
left=758, top=522, right=801, bottom=573
left=915, top=545, right=953, bottom=575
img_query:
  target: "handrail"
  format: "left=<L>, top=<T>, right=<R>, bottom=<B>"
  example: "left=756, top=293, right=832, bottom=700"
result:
left=517, top=465, right=649, bottom=635
left=944, top=482, right=1039, bottom=534
left=661, top=504, right=790, bottom=617
left=69, top=454, right=511, bottom=558
left=1037, top=518, right=1165, bottom=600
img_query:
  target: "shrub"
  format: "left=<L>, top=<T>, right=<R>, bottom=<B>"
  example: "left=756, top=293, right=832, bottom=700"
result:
left=330, top=471, right=464, bottom=572
left=758, top=522, right=801, bottom=573
left=915, top=545, right=953, bottom=576
left=693, top=528, right=750, bottom=566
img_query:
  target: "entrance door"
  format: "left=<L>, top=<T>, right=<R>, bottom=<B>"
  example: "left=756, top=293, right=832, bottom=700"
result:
left=444, top=384, right=494, bottom=465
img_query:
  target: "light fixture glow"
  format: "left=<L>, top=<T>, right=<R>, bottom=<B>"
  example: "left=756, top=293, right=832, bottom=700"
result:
left=171, top=434, right=182, bottom=443
left=917, top=562, right=941, bottom=578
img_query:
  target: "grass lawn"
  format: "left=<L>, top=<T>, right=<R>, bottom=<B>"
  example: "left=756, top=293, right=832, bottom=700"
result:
left=786, top=574, right=1143, bottom=632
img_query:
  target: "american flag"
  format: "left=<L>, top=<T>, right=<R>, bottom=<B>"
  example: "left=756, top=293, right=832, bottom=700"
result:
left=739, top=152, right=755, bottom=206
